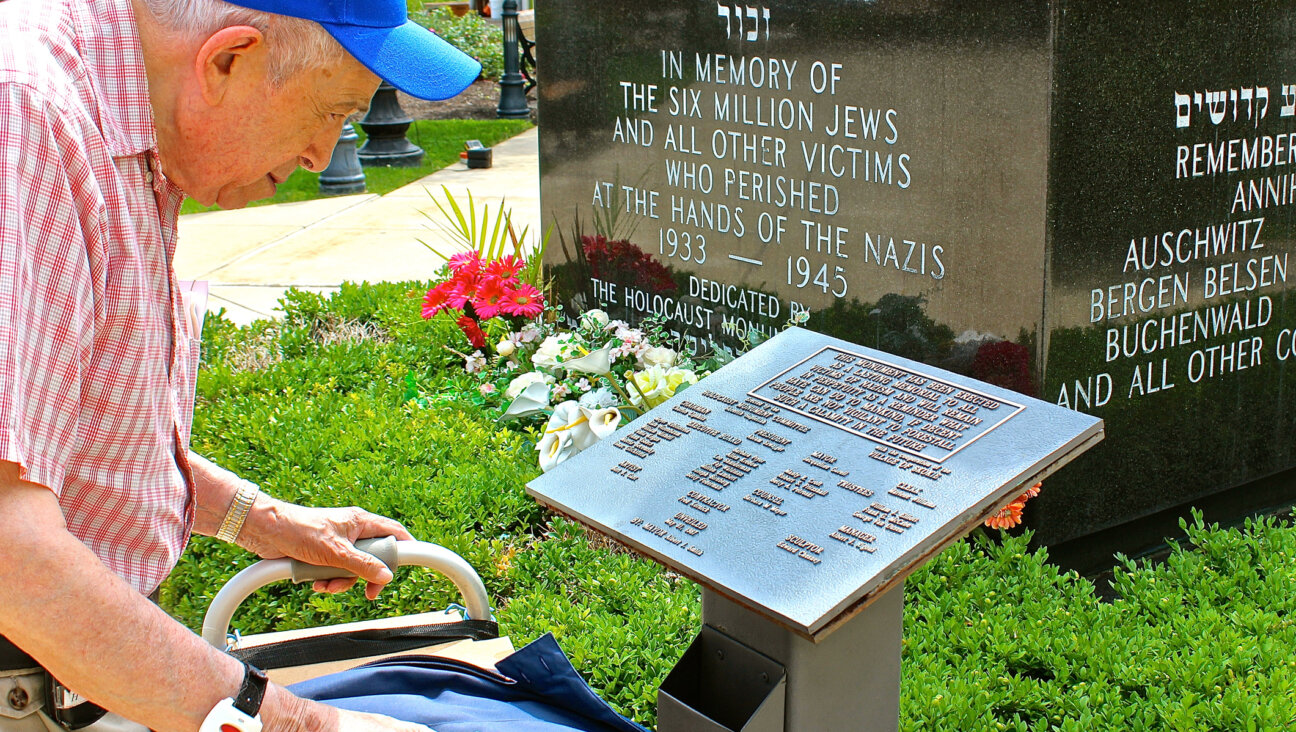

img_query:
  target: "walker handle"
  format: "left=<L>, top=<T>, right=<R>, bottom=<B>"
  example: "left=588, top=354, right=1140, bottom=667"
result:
left=287, top=536, right=400, bottom=584
left=200, top=538, right=493, bottom=648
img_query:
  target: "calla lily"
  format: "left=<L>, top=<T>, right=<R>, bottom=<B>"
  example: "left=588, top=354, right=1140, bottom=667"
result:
left=581, top=405, right=622, bottom=442
left=563, top=346, right=614, bottom=376
left=502, top=381, right=551, bottom=419
left=538, top=401, right=588, bottom=470
left=537, top=427, right=575, bottom=472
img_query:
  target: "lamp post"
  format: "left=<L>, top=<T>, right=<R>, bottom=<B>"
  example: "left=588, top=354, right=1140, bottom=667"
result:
left=318, top=122, right=366, bottom=195
left=496, top=0, right=530, bottom=118
left=357, top=83, right=425, bottom=167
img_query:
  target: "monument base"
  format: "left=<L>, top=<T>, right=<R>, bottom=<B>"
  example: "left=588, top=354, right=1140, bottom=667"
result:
left=658, top=588, right=902, bottom=732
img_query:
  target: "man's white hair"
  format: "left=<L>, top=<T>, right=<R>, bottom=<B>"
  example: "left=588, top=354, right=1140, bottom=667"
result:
left=137, top=0, right=348, bottom=85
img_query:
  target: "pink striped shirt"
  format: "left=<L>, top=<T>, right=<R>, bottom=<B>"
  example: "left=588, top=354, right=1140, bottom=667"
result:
left=0, top=0, right=198, bottom=594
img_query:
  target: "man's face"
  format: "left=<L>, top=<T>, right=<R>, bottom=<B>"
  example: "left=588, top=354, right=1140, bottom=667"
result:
left=178, top=54, right=380, bottom=209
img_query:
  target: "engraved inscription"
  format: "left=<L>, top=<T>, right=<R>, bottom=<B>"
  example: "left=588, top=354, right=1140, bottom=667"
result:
left=610, top=461, right=643, bottom=481
left=770, top=469, right=829, bottom=499
left=854, top=502, right=921, bottom=535
left=777, top=534, right=824, bottom=565
left=686, top=448, right=763, bottom=490
left=749, top=347, right=1024, bottom=462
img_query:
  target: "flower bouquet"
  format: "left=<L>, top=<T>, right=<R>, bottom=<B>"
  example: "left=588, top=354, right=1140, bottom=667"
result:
left=487, top=309, right=710, bottom=472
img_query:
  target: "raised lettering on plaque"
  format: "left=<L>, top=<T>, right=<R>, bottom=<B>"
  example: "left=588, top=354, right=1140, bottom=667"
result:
left=527, top=328, right=1102, bottom=637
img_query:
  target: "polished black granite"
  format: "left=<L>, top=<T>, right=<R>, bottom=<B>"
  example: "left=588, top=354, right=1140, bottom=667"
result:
left=535, top=1, right=1296, bottom=547
left=526, top=329, right=1102, bottom=637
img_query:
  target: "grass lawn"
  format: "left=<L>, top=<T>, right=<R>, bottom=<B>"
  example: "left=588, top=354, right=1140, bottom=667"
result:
left=179, top=118, right=533, bottom=216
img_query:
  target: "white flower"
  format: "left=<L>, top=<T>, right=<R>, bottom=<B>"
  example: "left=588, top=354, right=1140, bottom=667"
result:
left=518, top=324, right=542, bottom=343
left=576, top=378, right=592, bottom=393
left=464, top=350, right=486, bottom=374
left=582, top=405, right=622, bottom=442
left=503, top=380, right=551, bottom=419
left=613, top=326, right=644, bottom=343
left=537, top=400, right=622, bottom=472
left=553, top=383, right=572, bottom=401
left=496, top=338, right=516, bottom=357
left=531, top=333, right=572, bottom=368
left=505, top=371, right=553, bottom=399
left=537, top=401, right=586, bottom=471
left=479, top=383, right=497, bottom=396
left=564, top=345, right=613, bottom=375
left=580, top=309, right=610, bottom=330
left=637, top=345, right=678, bottom=368
left=537, top=423, right=575, bottom=472
left=579, top=387, right=617, bottom=409
left=628, top=365, right=699, bottom=410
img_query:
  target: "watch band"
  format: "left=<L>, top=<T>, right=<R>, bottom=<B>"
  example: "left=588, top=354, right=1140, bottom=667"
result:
left=216, top=482, right=259, bottom=544
left=232, top=662, right=268, bottom=717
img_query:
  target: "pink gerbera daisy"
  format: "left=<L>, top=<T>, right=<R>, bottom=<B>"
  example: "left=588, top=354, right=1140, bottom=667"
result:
left=471, top=278, right=508, bottom=320
left=421, top=284, right=452, bottom=318
left=485, top=255, right=526, bottom=283
left=446, top=252, right=483, bottom=275
left=498, top=284, right=545, bottom=318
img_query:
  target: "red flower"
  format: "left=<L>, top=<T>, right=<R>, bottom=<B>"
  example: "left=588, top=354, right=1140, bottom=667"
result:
left=971, top=340, right=1035, bottom=397
left=499, top=283, right=545, bottom=318
left=984, top=483, right=1042, bottom=530
left=444, top=273, right=479, bottom=309
left=421, top=284, right=452, bottom=318
left=455, top=314, right=487, bottom=349
left=984, top=500, right=1025, bottom=530
left=485, top=255, right=526, bottom=283
left=581, top=235, right=676, bottom=295
left=447, top=252, right=482, bottom=275
left=471, top=277, right=508, bottom=320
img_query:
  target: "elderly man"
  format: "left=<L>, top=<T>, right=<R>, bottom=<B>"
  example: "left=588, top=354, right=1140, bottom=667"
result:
left=0, top=0, right=480, bottom=731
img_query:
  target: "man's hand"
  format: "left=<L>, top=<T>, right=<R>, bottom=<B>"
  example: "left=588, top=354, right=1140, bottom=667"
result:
left=238, top=496, right=414, bottom=599
left=189, top=453, right=413, bottom=600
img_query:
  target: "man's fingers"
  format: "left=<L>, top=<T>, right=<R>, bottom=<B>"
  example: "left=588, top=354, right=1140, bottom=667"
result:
left=341, top=541, right=395, bottom=586
left=354, top=512, right=414, bottom=542
left=313, top=577, right=357, bottom=594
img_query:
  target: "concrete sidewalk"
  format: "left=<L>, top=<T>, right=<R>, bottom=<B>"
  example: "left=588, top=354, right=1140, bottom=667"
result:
left=175, top=127, right=540, bottom=325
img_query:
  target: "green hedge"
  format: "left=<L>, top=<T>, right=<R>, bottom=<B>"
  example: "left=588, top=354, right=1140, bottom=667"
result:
left=163, top=283, right=1296, bottom=730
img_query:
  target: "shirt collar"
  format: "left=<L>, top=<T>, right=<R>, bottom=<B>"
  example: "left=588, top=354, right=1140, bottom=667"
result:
left=72, top=0, right=159, bottom=158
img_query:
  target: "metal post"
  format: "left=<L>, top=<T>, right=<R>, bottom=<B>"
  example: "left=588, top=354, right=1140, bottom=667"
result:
left=318, top=122, right=366, bottom=195
left=357, top=83, right=425, bottom=167
left=496, top=0, right=531, bottom=118
left=659, top=586, right=903, bottom=732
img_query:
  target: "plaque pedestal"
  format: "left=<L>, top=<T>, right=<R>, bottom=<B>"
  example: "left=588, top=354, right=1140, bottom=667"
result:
left=659, top=588, right=901, bottom=732
left=527, top=328, right=1103, bottom=731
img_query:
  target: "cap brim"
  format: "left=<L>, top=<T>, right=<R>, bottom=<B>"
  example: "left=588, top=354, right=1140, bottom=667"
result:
left=320, top=20, right=482, bottom=101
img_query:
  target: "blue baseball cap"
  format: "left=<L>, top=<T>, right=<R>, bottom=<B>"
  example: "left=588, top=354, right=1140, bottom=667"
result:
left=226, top=0, right=482, bottom=100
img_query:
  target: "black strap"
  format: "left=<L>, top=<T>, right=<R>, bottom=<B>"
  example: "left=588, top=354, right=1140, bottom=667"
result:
left=229, top=620, right=499, bottom=671
left=232, top=663, right=268, bottom=717
left=0, top=634, right=37, bottom=672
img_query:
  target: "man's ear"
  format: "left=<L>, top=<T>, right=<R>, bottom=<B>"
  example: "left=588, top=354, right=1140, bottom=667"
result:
left=194, top=25, right=265, bottom=106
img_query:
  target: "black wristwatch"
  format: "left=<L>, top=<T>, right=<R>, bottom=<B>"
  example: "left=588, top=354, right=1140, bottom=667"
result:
left=200, top=662, right=268, bottom=732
